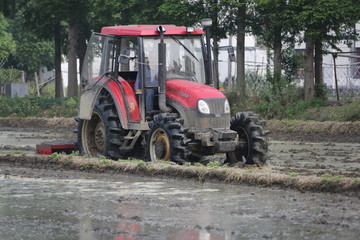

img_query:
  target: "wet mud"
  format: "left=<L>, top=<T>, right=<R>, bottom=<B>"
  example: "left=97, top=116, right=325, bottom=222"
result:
left=1, top=165, right=360, bottom=240
left=0, top=118, right=359, bottom=196
left=1, top=118, right=360, bottom=239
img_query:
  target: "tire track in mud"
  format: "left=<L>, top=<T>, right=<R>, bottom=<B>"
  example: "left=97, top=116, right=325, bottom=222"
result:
left=0, top=118, right=359, bottom=197
left=0, top=153, right=359, bottom=198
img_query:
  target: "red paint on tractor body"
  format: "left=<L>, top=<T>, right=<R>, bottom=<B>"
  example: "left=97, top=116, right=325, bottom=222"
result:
left=166, top=80, right=226, bottom=108
left=92, top=76, right=140, bottom=125
left=118, top=78, right=140, bottom=122
left=101, top=25, right=204, bottom=36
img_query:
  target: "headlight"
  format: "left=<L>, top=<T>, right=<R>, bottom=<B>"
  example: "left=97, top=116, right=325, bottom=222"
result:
left=224, top=99, right=230, bottom=113
left=198, top=99, right=210, bottom=114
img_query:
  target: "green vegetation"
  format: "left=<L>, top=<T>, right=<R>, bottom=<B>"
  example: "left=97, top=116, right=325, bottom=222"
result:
left=99, top=159, right=111, bottom=165
left=225, top=75, right=360, bottom=121
left=321, top=173, right=353, bottom=182
left=0, top=1, right=359, bottom=120
left=49, top=152, right=61, bottom=161
left=0, top=96, right=77, bottom=117
left=0, top=13, right=16, bottom=60
left=207, top=161, right=221, bottom=168
left=288, top=172, right=300, bottom=177
left=0, top=69, right=22, bottom=83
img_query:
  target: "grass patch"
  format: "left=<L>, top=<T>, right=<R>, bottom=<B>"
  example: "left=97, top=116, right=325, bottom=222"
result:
left=99, top=159, right=111, bottom=165
left=0, top=96, right=77, bottom=117
left=207, top=161, right=221, bottom=168
left=288, top=172, right=300, bottom=177
left=49, top=152, right=61, bottom=161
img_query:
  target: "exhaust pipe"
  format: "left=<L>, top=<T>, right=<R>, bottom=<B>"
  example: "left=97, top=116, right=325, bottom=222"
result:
left=157, top=26, right=171, bottom=112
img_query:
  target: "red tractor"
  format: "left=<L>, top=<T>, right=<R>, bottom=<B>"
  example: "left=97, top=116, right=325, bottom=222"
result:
left=76, top=23, right=268, bottom=165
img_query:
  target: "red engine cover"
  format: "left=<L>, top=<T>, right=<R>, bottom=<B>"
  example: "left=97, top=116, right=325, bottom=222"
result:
left=166, top=80, right=226, bottom=108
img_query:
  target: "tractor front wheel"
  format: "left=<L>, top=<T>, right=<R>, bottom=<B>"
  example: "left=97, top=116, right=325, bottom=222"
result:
left=226, top=112, right=268, bottom=165
left=147, top=113, right=189, bottom=164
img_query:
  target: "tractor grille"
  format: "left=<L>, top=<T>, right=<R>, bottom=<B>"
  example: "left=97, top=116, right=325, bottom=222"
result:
left=195, top=115, right=230, bottom=128
left=195, top=98, right=230, bottom=129
left=207, top=98, right=225, bottom=114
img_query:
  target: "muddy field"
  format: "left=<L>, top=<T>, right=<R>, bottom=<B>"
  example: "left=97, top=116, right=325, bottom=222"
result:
left=0, top=117, right=359, bottom=196
left=1, top=118, right=360, bottom=239
left=1, top=164, right=360, bottom=240
left=1, top=118, right=359, bottom=180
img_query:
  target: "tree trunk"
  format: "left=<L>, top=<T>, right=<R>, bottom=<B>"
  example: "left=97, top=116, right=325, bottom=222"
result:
left=213, top=35, right=219, bottom=89
left=77, top=29, right=87, bottom=91
left=314, top=39, right=324, bottom=98
left=236, top=5, right=246, bottom=107
left=273, top=30, right=282, bottom=83
left=34, top=71, right=40, bottom=96
left=54, top=21, right=63, bottom=98
left=67, top=22, right=78, bottom=97
left=304, top=36, right=315, bottom=101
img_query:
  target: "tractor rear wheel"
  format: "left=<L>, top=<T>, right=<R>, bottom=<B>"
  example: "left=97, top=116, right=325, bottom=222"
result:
left=225, top=112, right=268, bottom=165
left=77, top=90, right=128, bottom=159
left=146, top=113, right=189, bottom=164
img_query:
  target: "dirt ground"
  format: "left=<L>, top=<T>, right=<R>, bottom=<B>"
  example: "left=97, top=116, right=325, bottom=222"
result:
left=1, top=118, right=359, bottom=239
left=0, top=117, right=359, bottom=196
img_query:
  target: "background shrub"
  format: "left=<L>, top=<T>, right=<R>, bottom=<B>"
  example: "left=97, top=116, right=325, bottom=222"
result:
left=0, top=96, right=78, bottom=117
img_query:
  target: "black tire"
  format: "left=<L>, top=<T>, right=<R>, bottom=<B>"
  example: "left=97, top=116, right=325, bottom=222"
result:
left=146, top=113, right=190, bottom=164
left=226, top=112, right=268, bottom=165
left=77, top=90, right=129, bottom=159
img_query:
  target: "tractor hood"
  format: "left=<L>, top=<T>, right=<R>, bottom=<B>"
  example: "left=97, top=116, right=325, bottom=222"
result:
left=166, top=80, right=226, bottom=109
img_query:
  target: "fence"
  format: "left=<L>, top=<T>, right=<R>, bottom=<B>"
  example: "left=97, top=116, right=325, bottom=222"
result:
left=323, top=63, right=360, bottom=99
left=224, top=61, right=360, bottom=100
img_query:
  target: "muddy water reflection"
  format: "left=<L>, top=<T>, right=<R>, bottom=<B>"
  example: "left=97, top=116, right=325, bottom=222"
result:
left=0, top=170, right=359, bottom=240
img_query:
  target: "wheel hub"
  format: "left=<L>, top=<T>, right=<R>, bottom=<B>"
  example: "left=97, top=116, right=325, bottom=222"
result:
left=94, top=121, right=105, bottom=152
left=150, top=129, right=170, bottom=161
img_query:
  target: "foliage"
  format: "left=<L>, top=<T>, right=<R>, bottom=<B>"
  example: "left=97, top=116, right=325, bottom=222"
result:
left=0, top=96, right=78, bottom=117
left=0, top=68, right=22, bottom=83
left=281, top=48, right=304, bottom=82
left=299, top=100, right=360, bottom=122
left=288, top=172, right=300, bottom=177
left=8, top=12, right=54, bottom=73
left=207, top=161, right=221, bottom=168
left=226, top=73, right=330, bottom=119
left=0, top=13, right=16, bottom=63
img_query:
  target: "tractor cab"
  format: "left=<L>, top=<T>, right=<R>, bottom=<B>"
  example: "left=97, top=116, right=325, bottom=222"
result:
left=77, top=24, right=268, bottom=165
left=80, top=25, right=207, bottom=122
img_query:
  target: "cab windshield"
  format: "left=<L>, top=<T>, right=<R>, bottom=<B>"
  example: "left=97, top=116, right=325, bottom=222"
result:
left=143, top=36, right=205, bottom=84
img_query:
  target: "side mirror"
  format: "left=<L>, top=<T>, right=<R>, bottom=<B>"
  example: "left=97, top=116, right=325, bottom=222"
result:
left=227, top=46, right=236, bottom=62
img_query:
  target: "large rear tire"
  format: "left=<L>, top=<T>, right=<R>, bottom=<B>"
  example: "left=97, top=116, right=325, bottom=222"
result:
left=146, top=113, right=190, bottom=164
left=226, top=112, right=268, bottom=165
left=77, top=90, right=129, bottom=159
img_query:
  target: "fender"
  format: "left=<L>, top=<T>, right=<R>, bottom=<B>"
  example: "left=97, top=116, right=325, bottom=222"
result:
left=78, top=83, right=103, bottom=120
left=78, top=76, right=140, bottom=130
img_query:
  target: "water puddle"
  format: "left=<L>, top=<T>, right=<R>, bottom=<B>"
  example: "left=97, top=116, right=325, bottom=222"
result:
left=0, top=168, right=359, bottom=240
left=0, top=131, right=58, bottom=147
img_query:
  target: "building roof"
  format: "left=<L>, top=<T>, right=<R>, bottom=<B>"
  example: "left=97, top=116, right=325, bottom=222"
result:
left=100, top=25, right=204, bottom=36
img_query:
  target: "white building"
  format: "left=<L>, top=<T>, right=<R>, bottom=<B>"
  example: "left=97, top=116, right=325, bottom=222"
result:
left=218, top=23, right=360, bottom=93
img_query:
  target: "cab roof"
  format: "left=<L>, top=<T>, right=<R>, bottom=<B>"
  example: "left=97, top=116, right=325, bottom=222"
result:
left=100, top=25, right=204, bottom=36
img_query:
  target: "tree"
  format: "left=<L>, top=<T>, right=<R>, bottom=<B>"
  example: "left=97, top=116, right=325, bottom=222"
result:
left=8, top=12, right=54, bottom=83
left=222, top=0, right=252, bottom=107
left=0, top=13, right=16, bottom=67
left=294, top=0, right=360, bottom=100
left=63, top=0, right=89, bottom=97
left=253, top=0, right=298, bottom=83
left=23, top=0, right=69, bottom=98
